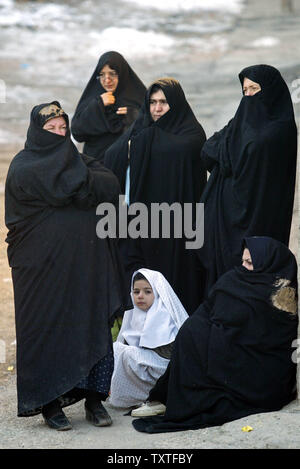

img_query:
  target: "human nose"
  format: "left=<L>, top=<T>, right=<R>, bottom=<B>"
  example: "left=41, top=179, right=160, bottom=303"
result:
left=102, top=74, right=113, bottom=82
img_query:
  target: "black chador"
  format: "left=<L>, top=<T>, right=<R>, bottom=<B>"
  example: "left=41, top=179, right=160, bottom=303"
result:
left=71, top=51, right=146, bottom=162
left=197, top=64, right=297, bottom=296
left=5, top=102, right=129, bottom=417
left=132, top=237, right=298, bottom=433
left=104, top=78, right=207, bottom=314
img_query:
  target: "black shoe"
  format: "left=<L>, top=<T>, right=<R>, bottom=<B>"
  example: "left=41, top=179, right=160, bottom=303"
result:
left=85, top=402, right=112, bottom=427
left=43, top=410, right=72, bottom=431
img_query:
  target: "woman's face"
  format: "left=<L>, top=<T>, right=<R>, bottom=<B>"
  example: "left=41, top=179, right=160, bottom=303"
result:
left=242, top=248, right=254, bottom=270
left=149, top=89, right=170, bottom=121
left=243, top=77, right=261, bottom=96
left=43, top=116, right=67, bottom=136
left=99, top=64, right=119, bottom=93
left=132, top=279, right=155, bottom=311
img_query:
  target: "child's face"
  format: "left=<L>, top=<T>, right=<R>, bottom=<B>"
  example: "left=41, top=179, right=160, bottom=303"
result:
left=133, top=279, right=155, bottom=311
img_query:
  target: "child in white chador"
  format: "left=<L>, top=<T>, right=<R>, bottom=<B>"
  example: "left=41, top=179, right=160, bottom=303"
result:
left=109, top=268, right=188, bottom=413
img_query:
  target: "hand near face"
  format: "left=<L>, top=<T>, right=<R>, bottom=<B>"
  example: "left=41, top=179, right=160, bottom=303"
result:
left=101, top=92, right=116, bottom=106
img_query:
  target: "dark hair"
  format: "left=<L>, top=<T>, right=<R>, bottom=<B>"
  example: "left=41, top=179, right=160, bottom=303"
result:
left=150, top=84, right=162, bottom=95
left=101, top=61, right=119, bottom=74
left=133, top=272, right=148, bottom=286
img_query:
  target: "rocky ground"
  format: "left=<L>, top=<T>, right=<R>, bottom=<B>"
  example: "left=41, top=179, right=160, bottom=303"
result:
left=0, top=0, right=300, bottom=451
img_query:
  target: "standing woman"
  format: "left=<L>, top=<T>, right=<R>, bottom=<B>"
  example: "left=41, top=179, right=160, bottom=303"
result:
left=104, top=78, right=207, bottom=314
left=197, top=64, right=297, bottom=296
left=71, top=51, right=146, bottom=162
left=5, top=101, right=129, bottom=430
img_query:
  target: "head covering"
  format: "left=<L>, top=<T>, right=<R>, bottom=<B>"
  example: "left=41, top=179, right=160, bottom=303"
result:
left=104, top=78, right=207, bottom=313
left=71, top=51, right=146, bottom=161
left=197, top=64, right=297, bottom=295
left=33, top=101, right=68, bottom=128
left=133, top=237, right=298, bottom=434
left=118, top=268, right=188, bottom=349
left=243, top=237, right=298, bottom=316
left=238, top=64, right=295, bottom=121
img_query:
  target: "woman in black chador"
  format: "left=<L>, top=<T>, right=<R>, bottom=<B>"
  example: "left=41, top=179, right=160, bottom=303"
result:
left=71, top=51, right=146, bottom=163
left=197, top=64, right=297, bottom=296
left=104, top=78, right=207, bottom=314
left=132, top=236, right=298, bottom=433
left=5, top=101, right=129, bottom=431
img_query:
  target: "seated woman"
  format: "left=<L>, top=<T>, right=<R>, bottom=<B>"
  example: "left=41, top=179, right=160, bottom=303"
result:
left=5, top=101, right=129, bottom=431
left=71, top=51, right=146, bottom=162
left=109, top=268, right=188, bottom=411
left=131, top=237, right=298, bottom=433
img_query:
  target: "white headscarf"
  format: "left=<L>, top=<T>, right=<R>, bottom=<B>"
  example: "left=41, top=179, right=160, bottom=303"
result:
left=117, top=268, right=188, bottom=349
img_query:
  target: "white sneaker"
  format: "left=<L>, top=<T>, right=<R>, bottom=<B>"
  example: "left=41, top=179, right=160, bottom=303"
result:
left=131, top=401, right=166, bottom=417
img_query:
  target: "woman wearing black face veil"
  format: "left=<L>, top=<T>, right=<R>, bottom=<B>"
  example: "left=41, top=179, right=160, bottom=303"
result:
left=71, top=51, right=146, bottom=163
left=104, top=78, right=207, bottom=314
left=132, top=236, right=298, bottom=433
left=197, top=64, right=297, bottom=297
left=5, top=101, right=130, bottom=430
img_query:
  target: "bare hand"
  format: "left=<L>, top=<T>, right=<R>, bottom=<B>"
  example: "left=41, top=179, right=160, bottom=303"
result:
left=116, top=107, right=127, bottom=115
left=101, top=92, right=115, bottom=106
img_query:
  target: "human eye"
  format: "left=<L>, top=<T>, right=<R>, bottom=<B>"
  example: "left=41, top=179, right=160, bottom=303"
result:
left=145, top=289, right=153, bottom=295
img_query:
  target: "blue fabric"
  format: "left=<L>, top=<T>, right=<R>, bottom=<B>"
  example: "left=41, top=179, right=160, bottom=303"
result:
left=76, top=350, right=114, bottom=394
left=125, top=165, right=130, bottom=205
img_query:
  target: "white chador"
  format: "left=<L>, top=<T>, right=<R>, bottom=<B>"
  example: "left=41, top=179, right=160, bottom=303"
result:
left=109, top=268, right=188, bottom=408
